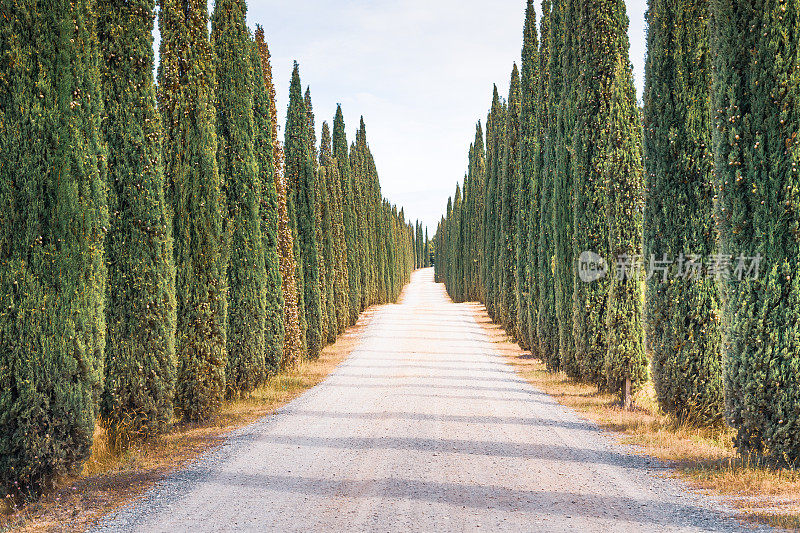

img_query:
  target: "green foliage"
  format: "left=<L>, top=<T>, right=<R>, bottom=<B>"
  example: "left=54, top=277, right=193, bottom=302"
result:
left=333, top=107, right=362, bottom=325
left=602, top=40, right=648, bottom=397
left=500, top=65, right=521, bottom=336
left=0, top=0, right=108, bottom=496
left=553, top=0, right=579, bottom=378
left=517, top=0, right=538, bottom=351
left=484, top=87, right=506, bottom=321
left=644, top=0, right=722, bottom=425
left=436, top=0, right=646, bottom=402
left=538, top=0, right=559, bottom=370
left=320, top=122, right=350, bottom=335
left=251, top=36, right=284, bottom=376
left=713, top=0, right=800, bottom=463
left=159, top=0, right=228, bottom=421
left=571, top=0, right=611, bottom=387
left=98, top=0, right=176, bottom=444
left=285, top=64, right=322, bottom=359
left=213, top=0, right=266, bottom=397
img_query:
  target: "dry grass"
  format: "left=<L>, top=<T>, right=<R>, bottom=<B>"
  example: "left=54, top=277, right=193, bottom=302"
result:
left=468, top=303, right=800, bottom=531
left=0, top=309, right=374, bottom=533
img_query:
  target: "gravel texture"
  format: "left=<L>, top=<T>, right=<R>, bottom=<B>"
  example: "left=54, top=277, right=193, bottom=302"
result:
left=92, top=268, right=769, bottom=532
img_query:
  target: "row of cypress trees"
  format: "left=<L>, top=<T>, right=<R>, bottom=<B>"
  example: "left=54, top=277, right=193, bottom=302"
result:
left=1, top=0, right=415, bottom=499
left=436, top=0, right=646, bottom=406
left=411, top=221, right=430, bottom=270
left=436, top=0, right=800, bottom=465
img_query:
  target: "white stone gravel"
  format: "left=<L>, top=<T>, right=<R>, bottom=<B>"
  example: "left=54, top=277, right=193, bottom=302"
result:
left=92, top=268, right=771, bottom=533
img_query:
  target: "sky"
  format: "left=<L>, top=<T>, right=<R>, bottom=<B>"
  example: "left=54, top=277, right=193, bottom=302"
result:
left=213, top=1, right=648, bottom=234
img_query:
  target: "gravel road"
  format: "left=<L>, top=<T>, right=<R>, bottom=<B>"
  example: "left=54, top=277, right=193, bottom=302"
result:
left=93, top=268, right=768, bottom=533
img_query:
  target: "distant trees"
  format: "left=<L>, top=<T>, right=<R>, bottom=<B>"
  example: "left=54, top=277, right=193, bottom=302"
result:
left=0, top=3, right=415, bottom=500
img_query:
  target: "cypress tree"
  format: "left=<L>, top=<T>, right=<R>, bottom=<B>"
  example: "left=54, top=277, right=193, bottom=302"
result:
left=316, top=163, right=336, bottom=344
left=452, top=184, right=464, bottom=301
left=713, top=0, right=800, bottom=462
left=555, top=0, right=580, bottom=378
left=601, top=2, right=648, bottom=404
left=98, top=0, right=176, bottom=444
left=425, top=228, right=430, bottom=268
left=484, top=87, right=506, bottom=321
left=350, top=138, right=369, bottom=309
left=254, top=27, right=302, bottom=369
left=212, top=0, right=266, bottom=396
left=306, top=89, right=330, bottom=345
left=472, top=123, right=487, bottom=301
left=159, top=0, right=228, bottom=420
left=572, top=0, right=611, bottom=387
left=413, top=221, right=419, bottom=269
left=333, top=106, right=361, bottom=324
left=285, top=64, right=322, bottom=359
left=321, top=121, right=350, bottom=334
left=0, top=0, right=108, bottom=496
left=251, top=34, right=284, bottom=376
left=352, top=120, right=373, bottom=308
left=517, top=2, right=538, bottom=351
left=500, top=65, right=522, bottom=336
left=538, top=0, right=559, bottom=370
left=644, top=0, right=722, bottom=424
left=317, top=123, right=338, bottom=343
left=571, top=0, right=647, bottom=398
left=417, top=222, right=424, bottom=270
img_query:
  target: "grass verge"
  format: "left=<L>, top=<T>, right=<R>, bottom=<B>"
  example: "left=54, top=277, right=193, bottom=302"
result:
left=0, top=308, right=374, bottom=533
left=468, top=303, right=800, bottom=531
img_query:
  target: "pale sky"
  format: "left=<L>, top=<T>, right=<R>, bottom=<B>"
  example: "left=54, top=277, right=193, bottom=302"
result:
left=198, top=1, right=647, bottom=234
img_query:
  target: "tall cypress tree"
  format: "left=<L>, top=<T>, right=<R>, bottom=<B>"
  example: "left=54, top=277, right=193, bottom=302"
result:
left=472, top=123, right=487, bottom=301
left=713, top=0, right=800, bottom=462
left=285, top=64, right=322, bottom=359
left=517, top=2, right=538, bottom=351
left=251, top=34, right=283, bottom=376
left=572, top=0, right=612, bottom=387
left=317, top=124, right=338, bottom=342
left=601, top=0, right=648, bottom=404
left=500, top=65, right=522, bottom=336
left=98, top=0, right=176, bottom=444
left=555, top=0, right=580, bottom=378
left=160, top=0, right=228, bottom=420
left=352, top=120, right=374, bottom=308
left=321, top=121, right=350, bottom=334
left=538, top=0, right=559, bottom=370
left=425, top=228, right=430, bottom=268
left=0, top=0, right=108, bottom=496
left=333, top=106, right=361, bottom=324
left=417, top=222, right=424, bottom=270
left=350, top=138, right=369, bottom=309
left=305, top=89, right=330, bottom=345
left=484, top=87, right=505, bottom=321
left=212, top=0, right=266, bottom=396
left=254, top=27, right=302, bottom=369
left=644, top=0, right=722, bottom=424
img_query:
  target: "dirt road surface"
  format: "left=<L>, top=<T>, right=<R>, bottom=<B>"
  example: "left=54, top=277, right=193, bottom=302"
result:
left=93, top=268, right=767, bottom=532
